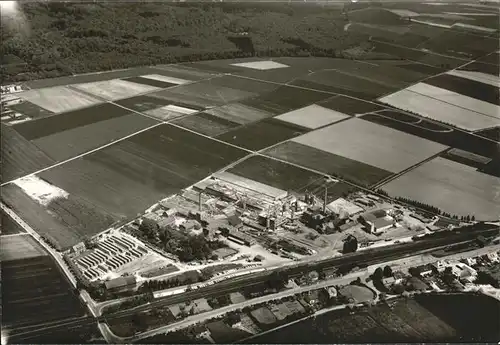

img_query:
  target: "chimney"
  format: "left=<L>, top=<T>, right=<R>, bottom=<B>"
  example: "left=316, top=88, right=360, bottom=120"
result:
left=199, top=192, right=202, bottom=211
left=323, top=184, right=328, bottom=214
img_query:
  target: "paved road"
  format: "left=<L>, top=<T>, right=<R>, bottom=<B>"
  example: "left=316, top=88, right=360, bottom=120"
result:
left=114, top=270, right=369, bottom=343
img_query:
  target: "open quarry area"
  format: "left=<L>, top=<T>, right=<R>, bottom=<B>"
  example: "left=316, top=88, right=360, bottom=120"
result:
left=1, top=0, right=499, bottom=343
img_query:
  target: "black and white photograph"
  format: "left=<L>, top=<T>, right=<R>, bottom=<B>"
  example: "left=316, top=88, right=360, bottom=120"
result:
left=1, top=0, right=499, bottom=343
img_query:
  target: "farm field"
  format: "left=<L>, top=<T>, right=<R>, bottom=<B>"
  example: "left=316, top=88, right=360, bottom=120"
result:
left=1, top=124, right=55, bottom=182
left=382, top=157, right=500, bottom=220
left=33, top=124, right=246, bottom=238
left=265, top=141, right=392, bottom=187
left=418, top=30, right=498, bottom=58
left=1, top=234, right=46, bottom=261
left=370, top=40, right=464, bottom=69
left=8, top=320, right=104, bottom=344
left=15, top=86, right=102, bottom=113
left=1, top=183, right=116, bottom=251
left=14, top=103, right=133, bottom=140
left=242, top=85, right=331, bottom=114
left=21, top=66, right=174, bottom=90
left=292, top=118, right=448, bottom=173
left=274, top=105, right=349, bottom=129
left=251, top=293, right=500, bottom=344
left=318, top=95, right=385, bottom=115
left=1, top=211, right=26, bottom=235
left=459, top=61, right=500, bottom=77
left=226, top=155, right=324, bottom=193
left=290, top=70, right=396, bottom=100
left=31, top=114, right=159, bottom=161
left=2, top=255, right=85, bottom=327
left=7, top=100, right=54, bottom=120
left=446, top=69, right=500, bottom=87
left=405, top=83, right=500, bottom=119
left=12, top=103, right=158, bottom=161
left=143, top=104, right=200, bottom=121
left=122, top=76, right=177, bottom=89
left=205, top=103, right=273, bottom=125
left=114, top=94, right=175, bottom=112
left=379, top=89, right=500, bottom=131
left=171, top=112, right=240, bottom=137
left=71, top=79, right=160, bottom=101
left=217, top=118, right=308, bottom=151
left=150, top=78, right=257, bottom=109
left=476, top=127, right=500, bottom=141
left=360, top=113, right=500, bottom=160
left=424, top=73, right=500, bottom=105
left=251, top=297, right=460, bottom=343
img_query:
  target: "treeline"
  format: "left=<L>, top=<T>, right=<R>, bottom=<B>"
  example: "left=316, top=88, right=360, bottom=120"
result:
left=1, top=1, right=383, bottom=83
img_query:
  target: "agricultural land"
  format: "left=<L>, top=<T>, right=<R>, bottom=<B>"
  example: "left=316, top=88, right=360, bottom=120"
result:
left=1, top=1, right=499, bottom=344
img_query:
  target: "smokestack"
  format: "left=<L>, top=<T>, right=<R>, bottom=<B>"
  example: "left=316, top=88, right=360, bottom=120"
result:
left=323, top=184, right=328, bottom=214
left=199, top=192, right=202, bottom=211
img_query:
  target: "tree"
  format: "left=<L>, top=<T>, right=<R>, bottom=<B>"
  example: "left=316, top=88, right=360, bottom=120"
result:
left=383, top=265, right=393, bottom=278
left=372, top=267, right=384, bottom=281
left=139, top=219, right=159, bottom=239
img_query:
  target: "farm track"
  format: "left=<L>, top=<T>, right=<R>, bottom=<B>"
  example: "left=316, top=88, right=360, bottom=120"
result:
left=371, top=147, right=450, bottom=190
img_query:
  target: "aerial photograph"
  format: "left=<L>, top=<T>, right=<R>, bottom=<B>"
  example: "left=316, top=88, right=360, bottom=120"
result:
left=1, top=0, right=499, bottom=343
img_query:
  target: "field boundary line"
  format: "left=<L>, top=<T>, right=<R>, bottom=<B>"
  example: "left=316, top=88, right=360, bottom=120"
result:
left=404, top=87, right=500, bottom=121
left=371, top=147, right=450, bottom=190
left=0, top=122, right=164, bottom=187
left=229, top=72, right=500, bottom=146
left=167, top=122, right=253, bottom=154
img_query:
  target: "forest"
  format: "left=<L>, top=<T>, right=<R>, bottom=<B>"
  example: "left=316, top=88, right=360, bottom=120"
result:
left=1, top=1, right=380, bottom=82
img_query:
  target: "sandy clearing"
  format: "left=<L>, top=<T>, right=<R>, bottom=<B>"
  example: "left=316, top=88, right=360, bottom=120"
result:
left=447, top=70, right=500, bottom=87
left=13, top=175, right=69, bottom=206
left=163, top=104, right=198, bottom=114
left=379, top=89, right=499, bottom=131
left=206, top=103, right=272, bottom=125
left=231, top=61, right=289, bottom=70
left=389, top=9, right=420, bottom=17
left=445, top=12, right=499, bottom=15
left=292, top=118, right=448, bottom=173
left=144, top=105, right=198, bottom=121
left=407, top=83, right=500, bottom=119
left=72, top=79, right=160, bottom=101
left=16, top=86, right=101, bottom=113
left=1, top=235, right=48, bottom=262
left=141, top=74, right=191, bottom=85
left=453, top=23, right=497, bottom=32
left=383, top=157, right=500, bottom=221
left=410, top=19, right=452, bottom=28
left=274, top=104, right=349, bottom=129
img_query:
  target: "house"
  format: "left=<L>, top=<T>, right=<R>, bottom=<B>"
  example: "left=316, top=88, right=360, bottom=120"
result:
left=452, top=263, right=478, bottom=283
left=486, top=252, right=499, bottom=263
left=104, top=276, right=137, bottom=292
left=364, top=217, right=395, bottom=234
left=307, top=271, right=319, bottom=283
left=322, top=267, right=337, bottom=279
left=325, top=286, right=337, bottom=299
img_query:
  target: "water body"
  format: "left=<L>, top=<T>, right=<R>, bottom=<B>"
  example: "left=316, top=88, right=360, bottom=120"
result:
left=247, top=293, right=500, bottom=343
